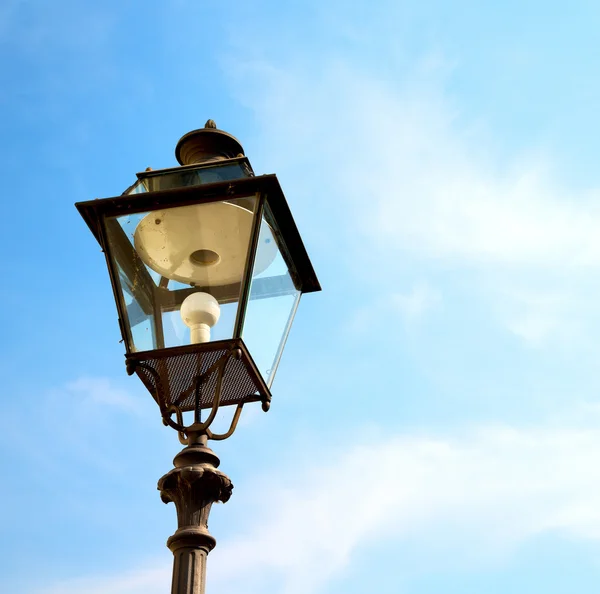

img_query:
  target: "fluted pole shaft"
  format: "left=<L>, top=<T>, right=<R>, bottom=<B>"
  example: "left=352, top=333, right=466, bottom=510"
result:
left=158, top=436, right=233, bottom=594
left=170, top=546, right=208, bottom=594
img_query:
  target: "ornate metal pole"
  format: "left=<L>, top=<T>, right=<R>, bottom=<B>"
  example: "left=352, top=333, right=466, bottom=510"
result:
left=75, top=119, right=320, bottom=594
left=158, top=433, right=233, bottom=594
left=142, top=347, right=248, bottom=594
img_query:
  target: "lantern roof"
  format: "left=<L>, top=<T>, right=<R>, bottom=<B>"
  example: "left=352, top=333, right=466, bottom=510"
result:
left=76, top=173, right=321, bottom=294
left=175, top=121, right=245, bottom=165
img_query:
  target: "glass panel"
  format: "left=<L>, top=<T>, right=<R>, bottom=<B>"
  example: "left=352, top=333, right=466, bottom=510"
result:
left=242, top=205, right=301, bottom=387
left=104, top=215, right=158, bottom=352
left=104, top=195, right=258, bottom=352
left=123, top=161, right=252, bottom=195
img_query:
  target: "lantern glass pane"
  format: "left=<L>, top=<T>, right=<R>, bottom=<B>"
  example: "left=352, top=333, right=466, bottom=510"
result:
left=242, top=205, right=301, bottom=387
left=124, top=161, right=252, bottom=195
left=104, top=195, right=258, bottom=352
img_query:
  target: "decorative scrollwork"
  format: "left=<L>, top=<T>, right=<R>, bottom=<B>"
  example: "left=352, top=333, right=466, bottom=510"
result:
left=127, top=347, right=249, bottom=445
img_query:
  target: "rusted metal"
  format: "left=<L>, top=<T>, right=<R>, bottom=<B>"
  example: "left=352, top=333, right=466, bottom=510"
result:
left=126, top=338, right=270, bottom=443
left=206, top=402, right=245, bottom=440
left=159, top=434, right=233, bottom=594
left=233, top=194, right=265, bottom=338
left=175, top=120, right=245, bottom=166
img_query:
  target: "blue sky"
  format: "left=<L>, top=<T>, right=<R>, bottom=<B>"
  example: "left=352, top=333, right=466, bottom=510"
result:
left=3, top=0, right=600, bottom=592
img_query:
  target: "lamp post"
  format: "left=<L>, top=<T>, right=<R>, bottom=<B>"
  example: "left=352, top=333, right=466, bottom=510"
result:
left=75, top=120, right=320, bottom=594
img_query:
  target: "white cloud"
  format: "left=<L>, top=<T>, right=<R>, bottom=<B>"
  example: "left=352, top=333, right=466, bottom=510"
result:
left=230, top=55, right=600, bottom=346
left=65, top=376, right=144, bottom=414
left=34, top=415, right=600, bottom=594
left=240, top=58, right=600, bottom=268
left=32, top=562, right=170, bottom=594
left=209, top=419, right=600, bottom=593
left=389, top=282, right=442, bottom=322
left=1, top=376, right=158, bottom=479
left=496, top=287, right=572, bottom=345
left=346, top=281, right=441, bottom=337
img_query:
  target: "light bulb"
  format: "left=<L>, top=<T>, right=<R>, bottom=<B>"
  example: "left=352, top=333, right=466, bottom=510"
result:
left=180, top=292, right=221, bottom=344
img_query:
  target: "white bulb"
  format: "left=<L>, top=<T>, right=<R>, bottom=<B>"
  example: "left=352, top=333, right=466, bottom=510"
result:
left=180, top=292, right=221, bottom=344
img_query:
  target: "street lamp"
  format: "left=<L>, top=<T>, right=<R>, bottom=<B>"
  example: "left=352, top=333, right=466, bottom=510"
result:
left=75, top=120, right=320, bottom=594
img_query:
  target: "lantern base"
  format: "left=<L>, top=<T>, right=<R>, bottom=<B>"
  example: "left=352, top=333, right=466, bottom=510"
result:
left=125, top=339, right=271, bottom=440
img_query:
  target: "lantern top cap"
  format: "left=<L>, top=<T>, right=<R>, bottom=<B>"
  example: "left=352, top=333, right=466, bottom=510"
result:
left=175, top=120, right=245, bottom=166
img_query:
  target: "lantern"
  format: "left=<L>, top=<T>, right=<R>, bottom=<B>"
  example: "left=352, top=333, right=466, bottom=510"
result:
left=76, top=121, right=320, bottom=441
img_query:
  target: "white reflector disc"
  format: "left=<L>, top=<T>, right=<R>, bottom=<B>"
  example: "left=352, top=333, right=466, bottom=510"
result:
left=134, top=201, right=277, bottom=286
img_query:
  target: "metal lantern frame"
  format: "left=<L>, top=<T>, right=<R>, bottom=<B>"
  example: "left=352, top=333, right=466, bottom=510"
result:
left=76, top=167, right=320, bottom=442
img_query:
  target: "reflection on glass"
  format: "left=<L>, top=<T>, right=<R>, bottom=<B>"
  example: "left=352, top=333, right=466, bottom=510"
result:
left=110, top=247, right=156, bottom=352
left=104, top=195, right=258, bottom=352
left=124, top=162, right=252, bottom=195
left=242, top=206, right=301, bottom=387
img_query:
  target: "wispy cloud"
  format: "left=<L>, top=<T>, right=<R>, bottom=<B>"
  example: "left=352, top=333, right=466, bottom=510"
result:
left=390, top=282, right=442, bottom=323
left=33, top=413, right=600, bottom=594
left=65, top=376, right=145, bottom=414
left=0, top=376, right=157, bottom=481
left=207, top=419, right=600, bottom=593
left=32, top=562, right=170, bottom=594
left=236, top=55, right=600, bottom=267
left=229, top=54, right=600, bottom=347
left=346, top=281, right=441, bottom=337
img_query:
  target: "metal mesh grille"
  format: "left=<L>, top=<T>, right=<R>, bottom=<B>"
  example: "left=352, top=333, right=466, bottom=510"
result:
left=131, top=342, right=264, bottom=411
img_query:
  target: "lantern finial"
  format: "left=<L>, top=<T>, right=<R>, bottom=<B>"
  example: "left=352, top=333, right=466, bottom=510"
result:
left=175, top=121, right=244, bottom=165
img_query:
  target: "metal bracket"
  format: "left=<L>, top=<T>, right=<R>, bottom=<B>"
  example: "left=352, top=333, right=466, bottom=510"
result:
left=126, top=347, right=249, bottom=445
